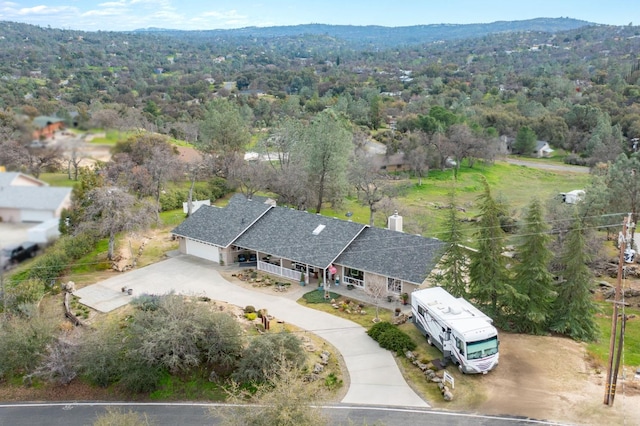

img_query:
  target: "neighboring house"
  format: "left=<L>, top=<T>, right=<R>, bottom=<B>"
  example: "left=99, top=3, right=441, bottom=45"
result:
left=32, top=116, right=65, bottom=140
left=172, top=194, right=445, bottom=296
left=0, top=172, right=72, bottom=223
left=534, top=141, right=554, bottom=158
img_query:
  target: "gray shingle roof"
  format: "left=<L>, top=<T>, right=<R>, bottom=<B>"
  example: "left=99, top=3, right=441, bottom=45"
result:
left=0, top=186, right=71, bottom=210
left=171, top=195, right=272, bottom=247
left=234, top=208, right=366, bottom=269
left=336, top=227, right=446, bottom=285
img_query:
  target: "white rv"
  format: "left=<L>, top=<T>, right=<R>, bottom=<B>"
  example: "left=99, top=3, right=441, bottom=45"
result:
left=411, top=286, right=499, bottom=374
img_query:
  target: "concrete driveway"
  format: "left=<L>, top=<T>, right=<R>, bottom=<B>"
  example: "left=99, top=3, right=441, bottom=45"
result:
left=74, top=255, right=429, bottom=408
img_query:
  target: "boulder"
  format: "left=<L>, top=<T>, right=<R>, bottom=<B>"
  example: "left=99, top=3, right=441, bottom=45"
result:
left=313, top=363, right=324, bottom=374
left=405, top=351, right=415, bottom=360
left=443, top=390, right=454, bottom=401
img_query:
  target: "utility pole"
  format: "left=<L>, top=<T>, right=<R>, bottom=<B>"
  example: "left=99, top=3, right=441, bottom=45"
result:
left=603, top=213, right=632, bottom=406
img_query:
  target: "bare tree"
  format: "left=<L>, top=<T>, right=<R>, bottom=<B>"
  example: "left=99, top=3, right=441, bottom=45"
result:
left=401, top=131, right=431, bottom=185
left=184, top=157, right=211, bottom=217
left=33, top=335, right=79, bottom=385
left=66, top=139, right=85, bottom=180
left=80, top=186, right=155, bottom=260
left=227, top=155, right=272, bottom=200
left=257, top=118, right=310, bottom=208
left=108, top=134, right=183, bottom=221
left=348, top=151, right=387, bottom=226
left=23, top=144, right=64, bottom=178
left=364, top=273, right=389, bottom=322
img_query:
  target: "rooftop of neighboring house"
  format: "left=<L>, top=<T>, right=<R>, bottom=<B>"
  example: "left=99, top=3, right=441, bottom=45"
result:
left=33, top=115, right=65, bottom=129
left=0, top=185, right=71, bottom=210
left=0, top=171, right=48, bottom=187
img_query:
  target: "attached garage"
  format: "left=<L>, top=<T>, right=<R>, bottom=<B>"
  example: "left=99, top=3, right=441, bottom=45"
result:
left=20, top=209, right=55, bottom=223
left=185, top=240, right=220, bottom=263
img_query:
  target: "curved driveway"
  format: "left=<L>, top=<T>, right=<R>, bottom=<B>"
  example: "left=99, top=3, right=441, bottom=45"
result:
left=74, top=255, right=429, bottom=408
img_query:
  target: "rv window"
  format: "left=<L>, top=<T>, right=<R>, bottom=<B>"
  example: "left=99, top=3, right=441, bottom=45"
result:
left=466, top=336, right=499, bottom=360
left=455, top=337, right=464, bottom=355
left=418, top=305, right=424, bottom=316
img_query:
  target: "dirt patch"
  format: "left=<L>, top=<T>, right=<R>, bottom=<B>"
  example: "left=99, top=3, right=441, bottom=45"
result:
left=470, top=332, right=640, bottom=425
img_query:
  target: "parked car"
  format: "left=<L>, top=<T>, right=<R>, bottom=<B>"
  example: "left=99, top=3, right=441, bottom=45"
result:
left=0, top=242, right=39, bottom=270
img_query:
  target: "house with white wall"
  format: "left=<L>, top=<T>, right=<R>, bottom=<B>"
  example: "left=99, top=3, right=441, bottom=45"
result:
left=0, top=172, right=72, bottom=223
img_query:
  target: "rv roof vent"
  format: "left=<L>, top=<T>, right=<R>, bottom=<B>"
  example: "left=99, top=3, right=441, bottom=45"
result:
left=448, top=305, right=462, bottom=315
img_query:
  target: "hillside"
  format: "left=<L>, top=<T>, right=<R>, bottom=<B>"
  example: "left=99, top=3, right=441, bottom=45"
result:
left=134, top=17, right=593, bottom=48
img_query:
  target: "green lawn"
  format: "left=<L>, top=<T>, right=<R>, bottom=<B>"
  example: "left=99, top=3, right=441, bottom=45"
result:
left=38, top=172, right=78, bottom=187
left=588, top=303, right=640, bottom=367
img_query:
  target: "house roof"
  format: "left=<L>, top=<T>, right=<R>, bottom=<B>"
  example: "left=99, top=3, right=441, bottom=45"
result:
left=33, top=116, right=65, bottom=129
left=171, top=194, right=273, bottom=248
left=0, top=186, right=71, bottom=210
left=535, top=140, right=553, bottom=152
left=0, top=172, right=48, bottom=187
left=335, top=227, right=446, bottom=285
left=234, top=208, right=367, bottom=270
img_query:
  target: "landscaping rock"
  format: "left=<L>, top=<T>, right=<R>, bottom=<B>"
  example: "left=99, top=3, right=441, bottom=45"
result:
left=313, top=363, right=324, bottom=374
left=431, top=376, right=442, bottom=383
left=443, top=390, right=454, bottom=401
left=320, top=351, right=330, bottom=365
left=405, top=351, right=415, bottom=360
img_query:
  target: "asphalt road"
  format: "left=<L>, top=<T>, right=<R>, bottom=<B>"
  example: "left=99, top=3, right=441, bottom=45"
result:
left=0, top=402, right=563, bottom=426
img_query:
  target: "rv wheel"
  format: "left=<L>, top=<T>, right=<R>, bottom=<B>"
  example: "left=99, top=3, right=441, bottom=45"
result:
left=458, top=363, right=465, bottom=374
left=426, top=335, right=434, bottom=346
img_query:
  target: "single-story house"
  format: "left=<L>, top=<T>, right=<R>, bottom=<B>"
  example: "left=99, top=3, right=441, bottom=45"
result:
left=32, top=116, right=65, bottom=140
left=0, top=172, right=72, bottom=223
left=172, top=194, right=445, bottom=297
left=534, top=141, right=554, bottom=158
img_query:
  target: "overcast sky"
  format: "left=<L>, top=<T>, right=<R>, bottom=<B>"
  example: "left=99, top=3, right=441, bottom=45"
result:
left=0, top=0, right=638, bottom=31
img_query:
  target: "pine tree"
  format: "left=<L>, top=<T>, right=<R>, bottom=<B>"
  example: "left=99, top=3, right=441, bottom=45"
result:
left=468, top=178, right=517, bottom=321
left=550, top=214, right=599, bottom=341
left=510, top=198, right=556, bottom=334
left=437, top=184, right=469, bottom=298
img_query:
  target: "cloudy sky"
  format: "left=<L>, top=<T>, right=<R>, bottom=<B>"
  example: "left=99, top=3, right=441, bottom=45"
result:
left=0, top=0, right=637, bottom=31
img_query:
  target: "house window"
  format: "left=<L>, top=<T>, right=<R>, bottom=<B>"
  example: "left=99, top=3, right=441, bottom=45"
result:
left=387, top=277, right=401, bottom=294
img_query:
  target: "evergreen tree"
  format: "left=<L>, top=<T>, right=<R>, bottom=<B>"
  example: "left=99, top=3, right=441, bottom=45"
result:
left=468, top=178, right=516, bottom=321
left=550, top=214, right=599, bottom=341
left=510, top=198, right=556, bottom=334
left=514, top=126, right=537, bottom=155
left=437, top=184, right=469, bottom=298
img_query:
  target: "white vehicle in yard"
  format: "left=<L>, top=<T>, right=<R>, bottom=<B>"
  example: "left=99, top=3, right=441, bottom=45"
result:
left=412, top=286, right=499, bottom=374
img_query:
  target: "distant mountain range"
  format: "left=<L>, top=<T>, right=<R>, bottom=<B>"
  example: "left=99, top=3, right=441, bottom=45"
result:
left=134, top=17, right=594, bottom=47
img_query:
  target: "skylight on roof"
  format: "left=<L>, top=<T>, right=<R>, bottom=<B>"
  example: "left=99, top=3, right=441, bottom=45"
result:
left=312, top=224, right=326, bottom=235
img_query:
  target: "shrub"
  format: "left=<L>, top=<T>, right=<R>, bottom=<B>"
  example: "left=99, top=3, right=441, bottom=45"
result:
left=232, top=332, right=306, bottom=384
left=0, top=316, right=56, bottom=379
left=367, top=321, right=395, bottom=341
left=245, top=313, right=257, bottom=321
left=244, top=305, right=256, bottom=314
left=118, top=358, right=164, bottom=393
left=377, top=328, right=417, bottom=355
left=4, top=278, right=46, bottom=311
left=132, top=294, right=162, bottom=311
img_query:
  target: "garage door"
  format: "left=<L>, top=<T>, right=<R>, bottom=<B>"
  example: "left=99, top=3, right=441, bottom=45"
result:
left=186, top=240, right=220, bottom=263
left=21, top=209, right=54, bottom=223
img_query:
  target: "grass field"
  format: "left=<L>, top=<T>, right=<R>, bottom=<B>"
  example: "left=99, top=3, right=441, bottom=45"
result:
left=588, top=303, right=640, bottom=367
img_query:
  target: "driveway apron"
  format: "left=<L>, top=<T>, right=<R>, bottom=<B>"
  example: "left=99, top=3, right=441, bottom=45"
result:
left=74, top=255, right=429, bottom=408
